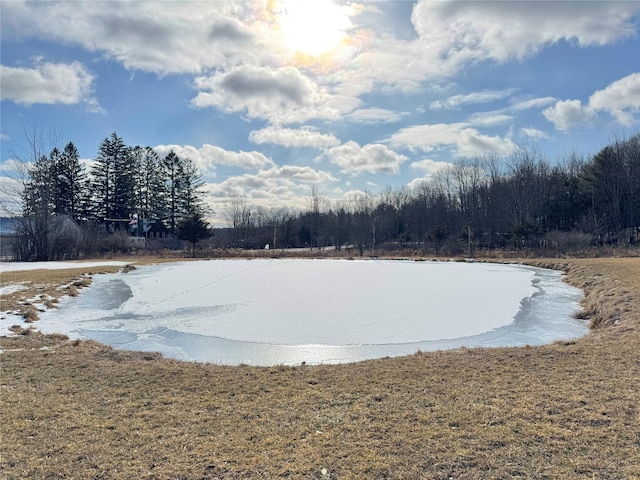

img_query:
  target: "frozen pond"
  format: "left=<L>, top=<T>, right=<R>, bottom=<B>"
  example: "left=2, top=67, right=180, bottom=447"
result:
left=37, top=259, right=587, bottom=365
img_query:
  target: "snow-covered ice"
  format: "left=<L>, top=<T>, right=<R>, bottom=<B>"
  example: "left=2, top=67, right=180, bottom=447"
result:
left=33, top=259, right=588, bottom=365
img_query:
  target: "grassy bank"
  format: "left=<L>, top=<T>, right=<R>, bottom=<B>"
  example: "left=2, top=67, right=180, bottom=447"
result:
left=1, top=258, right=639, bottom=479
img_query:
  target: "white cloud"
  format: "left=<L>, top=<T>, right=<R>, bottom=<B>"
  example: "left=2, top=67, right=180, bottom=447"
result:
left=260, top=165, right=337, bottom=184
left=430, top=89, right=517, bottom=110
left=412, top=0, right=640, bottom=64
left=510, top=97, right=557, bottom=111
left=543, top=74, right=640, bottom=130
left=0, top=1, right=264, bottom=75
left=153, top=144, right=275, bottom=172
left=192, top=65, right=341, bottom=124
left=323, top=141, right=408, bottom=175
left=249, top=127, right=339, bottom=148
left=456, top=128, right=516, bottom=157
left=466, top=112, right=513, bottom=127
left=543, top=99, right=596, bottom=131
left=344, top=108, right=406, bottom=124
left=520, top=128, right=550, bottom=140
left=388, top=123, right=516, bottom=157
left=2, top=0, right=638, bottom=113
left=389, top=124, right=461, bottom=152
left=588, top=72, right=640, bottom=125
left=409, top=158, right=453, bottom=177
left=0, top=60, right=101, bottom=111
left=203, top=164, right=337, bottom=213
left=464, top=97, right=558, bottom=128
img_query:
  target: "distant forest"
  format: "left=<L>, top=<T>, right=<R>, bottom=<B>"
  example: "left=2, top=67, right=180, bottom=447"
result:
left=5, top=131, right=640, bottom=260
left=219, top=132, right=640, bottom=256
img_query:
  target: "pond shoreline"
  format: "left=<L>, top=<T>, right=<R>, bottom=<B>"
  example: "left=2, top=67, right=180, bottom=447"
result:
left=29, top=259, right=587, bottom=365
left=1, top=257, right=639, bottom=478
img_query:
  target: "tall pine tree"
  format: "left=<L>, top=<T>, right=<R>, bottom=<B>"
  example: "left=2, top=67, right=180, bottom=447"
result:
left=161, top=150, right=206, bottom=234
left=57, top=142, right=87, bottom=220
left=91, top=133, right=133, bottom=230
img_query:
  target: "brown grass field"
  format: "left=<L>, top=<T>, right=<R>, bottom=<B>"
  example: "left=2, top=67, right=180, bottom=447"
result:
left=1, top=256, right=639, bottom=479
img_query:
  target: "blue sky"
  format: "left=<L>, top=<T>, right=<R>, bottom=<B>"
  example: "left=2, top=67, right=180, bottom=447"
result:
left=1, top=0, right=639, bottom=222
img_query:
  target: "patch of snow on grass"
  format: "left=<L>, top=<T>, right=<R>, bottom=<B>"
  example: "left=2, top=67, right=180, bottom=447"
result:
left=0, top=284, right=26, bottom=295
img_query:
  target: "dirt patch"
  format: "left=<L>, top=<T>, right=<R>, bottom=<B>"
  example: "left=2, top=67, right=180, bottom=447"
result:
left=1, top=257, right=639, bottom=479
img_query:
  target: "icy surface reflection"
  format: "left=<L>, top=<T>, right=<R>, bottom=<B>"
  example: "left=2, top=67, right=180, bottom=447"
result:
left=38, top=259, right=587, bottom=366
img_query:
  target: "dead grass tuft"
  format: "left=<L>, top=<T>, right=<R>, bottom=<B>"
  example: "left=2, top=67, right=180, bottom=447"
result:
left=22, top=306, right=39, bottom=323
left=43, top=298, right=59, bottom=309
left=8, top=324, right=26, bottom=334
left=72, top=277, right=92, bottom=288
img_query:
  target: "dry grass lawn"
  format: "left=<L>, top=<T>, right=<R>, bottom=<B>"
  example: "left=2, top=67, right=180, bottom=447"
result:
left=1, top=257, right=639, bottom=479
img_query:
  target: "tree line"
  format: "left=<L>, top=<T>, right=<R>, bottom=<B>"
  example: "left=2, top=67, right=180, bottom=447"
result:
left=7, top=130, right=639, bottom=260
left=218, top=133, right=640, bottom=256
left=13, top=132, right=210, bottom=261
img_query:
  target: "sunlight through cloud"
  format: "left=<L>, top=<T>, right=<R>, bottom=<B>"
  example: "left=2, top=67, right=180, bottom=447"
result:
left=276, top=0, right=352, bottom=57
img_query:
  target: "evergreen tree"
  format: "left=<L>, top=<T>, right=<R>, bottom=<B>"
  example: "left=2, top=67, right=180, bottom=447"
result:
left=57, top=142, right=87, bottom=220
left=91, top=133, right=132, bottom=230
left=161, top=151, right=205, bottom=234
left=132, top=146, right=166, bottom=219
left=178, top=156, right=205, bottom=216
left=176, top=211, right=213, bottom=257
left=162, top=150, right=181, bottom=234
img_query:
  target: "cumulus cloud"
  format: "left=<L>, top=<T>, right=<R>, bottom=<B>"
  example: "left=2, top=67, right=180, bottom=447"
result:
left=208, top=18, right=254, bottom=43
left=192, top=65, right=341, bottom=124
left=261, top=165, right=338, bottom=184
left=0, top=60, right=101, bottom=111
left=323, top=141, right=408, bottom=175
left=588, top=72, right=640, bottom=125
left=204, top=164, right=337, bottom=214
left=412, top=0, right=640, bottom=64
left=543, top=74, right=640, bottom=130
left=543, top=99, right=597, bottom=131
left=153, top=144, right=275, bottom=172
left=388, top=123, right=516, bottom=157
left=409, top=158, right=453, bottom=177
left=0, top=1, right=265, bottom=75
left=2, top=0, right=638, bottom=110
left=457, top=128, right=516, bottom=157
left=249, top=127, right=339, bottom=148
left=323, top=0, right=638, bottom=100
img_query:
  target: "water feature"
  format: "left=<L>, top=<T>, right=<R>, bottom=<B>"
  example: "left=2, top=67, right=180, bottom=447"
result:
left=37, top=259, right=587, bottom=365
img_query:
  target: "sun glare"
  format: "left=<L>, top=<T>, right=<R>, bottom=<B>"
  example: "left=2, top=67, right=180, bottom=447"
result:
left=278, top=0, right=351, bottom=57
